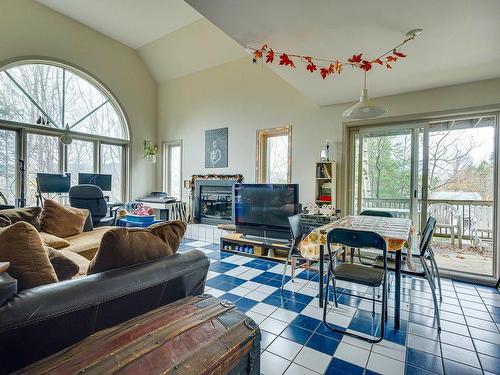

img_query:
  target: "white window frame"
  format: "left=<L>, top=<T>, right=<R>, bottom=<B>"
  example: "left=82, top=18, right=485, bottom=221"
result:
left=162, top=140, right=183, bottom=200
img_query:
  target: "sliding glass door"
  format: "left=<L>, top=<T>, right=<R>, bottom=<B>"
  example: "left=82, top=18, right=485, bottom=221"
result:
left=349, top=114, right=498, bottom=280
left=419, top=116, right=496, bottom=277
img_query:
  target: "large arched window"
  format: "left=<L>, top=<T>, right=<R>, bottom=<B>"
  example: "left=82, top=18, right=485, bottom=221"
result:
left=0, top=60, right=129, bottom=205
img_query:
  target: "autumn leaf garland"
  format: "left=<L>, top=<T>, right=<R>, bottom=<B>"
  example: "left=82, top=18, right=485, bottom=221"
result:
left=250, top=43, right=409, bottom=80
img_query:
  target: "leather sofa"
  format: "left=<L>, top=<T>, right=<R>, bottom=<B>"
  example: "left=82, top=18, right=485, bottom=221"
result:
left=0, top=249, right=209, bottom=374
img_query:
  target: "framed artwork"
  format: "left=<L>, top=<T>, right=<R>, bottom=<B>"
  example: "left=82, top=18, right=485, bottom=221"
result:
left=205, top=127, right=228, bottom=168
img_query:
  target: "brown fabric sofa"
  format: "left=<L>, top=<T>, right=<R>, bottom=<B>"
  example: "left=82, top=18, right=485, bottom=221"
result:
left=0, top=207, right=112, bottom=274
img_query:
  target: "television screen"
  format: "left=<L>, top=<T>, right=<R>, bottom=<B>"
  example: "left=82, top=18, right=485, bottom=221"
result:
left=234, top=184, right=299, bottom=230
left=37, top=173, right=71, bottom=193
left=78, top=173, right=112, bottom=191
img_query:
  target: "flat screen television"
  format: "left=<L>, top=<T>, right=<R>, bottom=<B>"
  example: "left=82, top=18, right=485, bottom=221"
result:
left=78, top=173, right=112, bottom=191
left=36, top=173, right=71, bottom=193
left=233, top=184, right=299, bottom=240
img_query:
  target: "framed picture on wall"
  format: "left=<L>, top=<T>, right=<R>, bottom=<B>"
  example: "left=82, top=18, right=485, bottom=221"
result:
left=205, top=127, right=228, bottom=168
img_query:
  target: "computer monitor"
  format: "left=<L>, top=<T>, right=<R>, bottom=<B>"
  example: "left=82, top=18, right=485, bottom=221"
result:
left=36, top=173, right=71, bottom=193
left=78, top=173, right=112, bottom=191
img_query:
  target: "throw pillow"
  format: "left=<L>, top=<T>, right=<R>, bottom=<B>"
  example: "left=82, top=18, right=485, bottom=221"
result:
left=0, top=207, right=42, bottom=230
left=46, top=247, right=80, bottom=280
left=39, top=232, right=71, bottom=249
left=0, top=222, right=58, bottom=291
left=40, top=199, right=89, bottom=238
left=87, top=221, right=187, bottom=274
left=0, top=216, right=11, bottom=228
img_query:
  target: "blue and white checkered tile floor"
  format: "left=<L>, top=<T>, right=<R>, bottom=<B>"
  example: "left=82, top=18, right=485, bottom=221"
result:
left=179, top=239, right=500, bottom=375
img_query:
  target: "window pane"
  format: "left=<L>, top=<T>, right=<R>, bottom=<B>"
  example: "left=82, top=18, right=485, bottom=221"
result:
left=64, top=70, right=107, bottom=128
left=0, top=129, right=17, bottom=204
left=100, top=143, right=123, bottom=202
left=67, top=140, right=94, bottom=186
left=266, top=135, right=289, bottom=183
left=0, top=71, right=42, bottom=125
left=7, top=64, right=63, bottom=126
left=168, top=145, right=181, bottom=200
left=26, top=133, right=60, bottom=205
left=72, top=102, right=125, bottom=139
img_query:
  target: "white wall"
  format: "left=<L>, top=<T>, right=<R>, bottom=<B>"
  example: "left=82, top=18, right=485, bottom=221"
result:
left=158, top=57, right=500, bottom=207
left=0, top=0, right=158, bottom=199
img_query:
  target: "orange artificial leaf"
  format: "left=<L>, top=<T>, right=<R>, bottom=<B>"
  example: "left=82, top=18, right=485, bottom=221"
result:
left=348, top=54, right=363, bottom=64
left=303, top=56, right=313, bottom=63
left=334, top=60, right=343, bottom=74
left=260, top=44, right=268, bottom=51
left=306, top=62, right=317, bottom=72
left=266, top=49, right=275, bottom=63
left=373, top=58, right=383, bottom=65
left=386, top=63, right=393, bottom=69
left=279, top=53, right=296, bottom=68
left=393, top=51, right=407, bottom=58
left=254, top=50, right=263, bottom=60
left=320, top=68, right=330, bottom=79
left=360, top=60, right=372, bottom=71
left=386, top=55, right=398, bottom=62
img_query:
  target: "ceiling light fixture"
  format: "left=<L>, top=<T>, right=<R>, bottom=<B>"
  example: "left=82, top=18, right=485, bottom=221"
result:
left=342, top=70, right=388, bottom=119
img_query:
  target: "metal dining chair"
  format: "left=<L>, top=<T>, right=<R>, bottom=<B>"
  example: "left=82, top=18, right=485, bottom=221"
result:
left=353, top=210, right=394, bottom=264
left=373, top=216, right=441, bottom=329
left=280, top=215, right=305, bottom=291
left=323, top=228, right=389, bottom=343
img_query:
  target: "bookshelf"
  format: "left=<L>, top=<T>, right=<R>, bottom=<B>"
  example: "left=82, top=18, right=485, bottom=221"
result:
left=315, top=161, right=336, bottom=207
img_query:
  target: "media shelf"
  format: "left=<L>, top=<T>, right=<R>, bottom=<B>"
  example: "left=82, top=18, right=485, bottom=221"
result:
left=220, top=233, right=290, bottom=263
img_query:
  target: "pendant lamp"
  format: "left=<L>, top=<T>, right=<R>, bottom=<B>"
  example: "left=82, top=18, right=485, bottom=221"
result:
left=343, top=71, right=387, bottom=119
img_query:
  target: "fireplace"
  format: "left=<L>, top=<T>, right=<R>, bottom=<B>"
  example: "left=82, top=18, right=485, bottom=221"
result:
left=193, top=176, right=242, bottom=225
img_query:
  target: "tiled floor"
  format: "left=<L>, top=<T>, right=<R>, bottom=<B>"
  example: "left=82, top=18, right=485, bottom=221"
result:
left=180, top=238, right=500, bottom=375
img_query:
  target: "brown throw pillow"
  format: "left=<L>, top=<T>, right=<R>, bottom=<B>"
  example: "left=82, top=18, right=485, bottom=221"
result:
left=46, top=247, right=80, bottom=280
left=0, top=207, right=42, bottom=230
left=0, top=216, right=11, bottom=228
left=0, top=222, right=58, bottom=291
left=40, top=199, right=89, bottom=238
left=39, top=232, right=71, bottom=249
left=87, top=221, right=187, bottom=275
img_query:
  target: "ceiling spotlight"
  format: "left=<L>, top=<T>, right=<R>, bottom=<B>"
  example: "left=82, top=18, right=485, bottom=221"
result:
left=406, top=28, right=424, bottom=38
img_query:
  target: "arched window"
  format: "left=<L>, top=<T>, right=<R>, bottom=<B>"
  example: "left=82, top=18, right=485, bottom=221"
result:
left=0, top=60, right=129, bottom=205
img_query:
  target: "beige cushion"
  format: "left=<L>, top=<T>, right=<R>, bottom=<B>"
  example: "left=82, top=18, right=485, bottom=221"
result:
left=87, top=221, right=187, bottom=275
left=46, top=247, right=80, bottom=280
left=0, top=207, right=42, bottom=230
left=57, top=250, right=90, bottom=277
left=39, top=232, right=71, bottom=249
left=40, top=199, right=89, bottom=238
left=64, top=226, right=113, bottom=260
left=0, top=222, right=58, bottom=291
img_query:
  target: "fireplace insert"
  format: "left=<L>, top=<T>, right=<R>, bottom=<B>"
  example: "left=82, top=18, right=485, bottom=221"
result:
left=194, top=179, right=238, bottom=224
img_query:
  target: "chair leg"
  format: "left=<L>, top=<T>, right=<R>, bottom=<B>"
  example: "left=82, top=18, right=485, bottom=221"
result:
left=281, top=251, right=292, bottom=292
left=350, top=247, right=355, bottom=263
left=423, top=260, right=441, bottom=331
left=431, top=256, right=443, bottom=301
left=332, top=277, right=338, bottom=308
left=372, top=287, right=376, bottom=316
left=291, top=257, right=296, bottom=282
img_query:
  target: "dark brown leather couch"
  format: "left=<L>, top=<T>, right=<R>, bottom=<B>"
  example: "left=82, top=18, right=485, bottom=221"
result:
left=0, top=250, right=209, bottom=374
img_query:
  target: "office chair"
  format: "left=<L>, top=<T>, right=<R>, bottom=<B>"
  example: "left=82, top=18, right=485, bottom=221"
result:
left=69, top=184, right=118, bottom=227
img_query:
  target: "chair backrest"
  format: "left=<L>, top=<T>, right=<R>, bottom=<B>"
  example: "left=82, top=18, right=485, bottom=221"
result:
left=360, top=210, right=394, bottom=218
left=427, top=204, right=457, bottom=224
left=288, top=214, right=303, bottom=245
left=420, top=216, right=437, bottom=257
left=69, top=184, right=108, bottom=222
left=328, top=228, right=386, bottom=252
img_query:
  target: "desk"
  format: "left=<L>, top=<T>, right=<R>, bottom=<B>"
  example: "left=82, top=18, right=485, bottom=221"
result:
left=305, top=215, right=411, bottom=329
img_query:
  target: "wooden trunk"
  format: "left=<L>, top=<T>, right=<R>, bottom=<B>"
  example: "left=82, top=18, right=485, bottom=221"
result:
left=18, top=295, right=261, bottom=375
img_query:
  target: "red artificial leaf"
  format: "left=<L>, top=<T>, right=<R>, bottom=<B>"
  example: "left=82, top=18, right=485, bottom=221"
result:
left=279, top=53, right=295, bottom=68
left=360, top=60, right=372, bottom=71
left=393, top=51, right=407, bottom=58
left=320, top=68, right=330, bottom=79
left=303, top=56, right=313, bottom=63
left=266, top=49, right=275, bottom=63
left=386, top=63, right=392, bottom=69
left=373, top=58, right=383, bottom=65
left=348, top=54, right=363, bottom=64
left=254, top=50, right=263, bottom=60
left=306, top=62, right=317, bottom=72
left=386, top=55, right=398, bottom=62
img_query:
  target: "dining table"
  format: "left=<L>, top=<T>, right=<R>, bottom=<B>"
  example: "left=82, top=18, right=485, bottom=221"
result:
left=300, top=215, right=413, bottom=329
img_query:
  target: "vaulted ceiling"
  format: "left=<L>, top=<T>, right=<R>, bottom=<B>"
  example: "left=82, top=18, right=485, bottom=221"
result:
left=36, top=0, right=500, bottom=106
